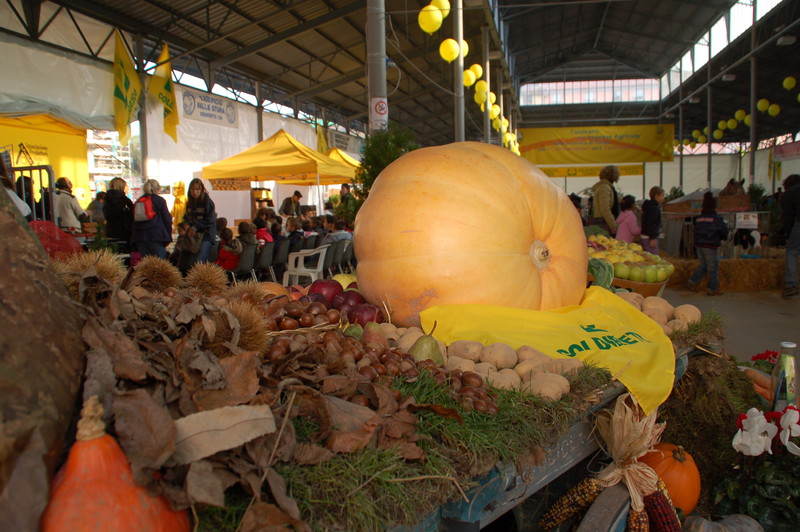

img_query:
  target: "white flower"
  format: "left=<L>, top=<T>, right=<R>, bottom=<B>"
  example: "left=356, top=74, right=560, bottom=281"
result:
left=780, top=407, right=800, bottom=454
left=732, top=408, right=778, bottom=456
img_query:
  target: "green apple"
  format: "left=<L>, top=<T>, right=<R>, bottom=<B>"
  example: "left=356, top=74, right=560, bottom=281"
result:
left=664, top=262, right=675, bottom=276
left=644, top=265, right=659, bottom=283
left=656, top=266, right=668, bottom=282
left=614, top=262, right=631, bottom=280
left=629, top=266, right=645, bottom=282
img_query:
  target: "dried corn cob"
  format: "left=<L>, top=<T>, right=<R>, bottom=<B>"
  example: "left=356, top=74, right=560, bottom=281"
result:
left=538, top=477, right=604, bottom=529
left=655, top=478, right=681, bottom=521
left=627, top=508, right=649, bottom=531
left=643, top=489, right=681, bottom=531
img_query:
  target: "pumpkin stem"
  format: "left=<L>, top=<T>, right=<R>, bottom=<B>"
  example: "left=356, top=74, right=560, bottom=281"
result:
left=672, top=445, right=687, bottom=463
left=430, top=321, right=438, bottom=336
left=76, top=395, right=106, bottom=441
left=529, top=240, right=552, bottom=271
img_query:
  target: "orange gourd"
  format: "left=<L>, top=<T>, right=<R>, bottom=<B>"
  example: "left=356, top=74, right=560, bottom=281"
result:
left=42, top=396, right=190, bottom=532
left=639, top=442, right=701, bottom=515
left=353, top=142, right=588, bottom=326
left=259, top=281, right=290, bottom=297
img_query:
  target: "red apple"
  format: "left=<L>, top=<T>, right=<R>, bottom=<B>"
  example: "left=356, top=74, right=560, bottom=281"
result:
left=308, top=279, right=343, bottom=305
left=332, top=289, right=365, bottom=310
left=347, top=282, right=358, bottom=290
left=348, top=304, right=385, bottom=327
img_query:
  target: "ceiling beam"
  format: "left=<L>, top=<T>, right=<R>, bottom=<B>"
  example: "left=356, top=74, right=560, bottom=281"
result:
left=210, top=1, right=363, bottom=69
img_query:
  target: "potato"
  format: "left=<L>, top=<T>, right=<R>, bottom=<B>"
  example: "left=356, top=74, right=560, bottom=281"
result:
left=481, top=342, right=518, bottom=369
left=474, top=362, right=497, bottom=377
left=447, top=340, right=484, bottom=362
left=661, top=322, right=674, bottom=336
left=514, top=359, right=547, bottom=381
left=516, top=345, right=552, bottom=364
left=666, top=318, right=688, bottom=333
left=673, top=304, right=701, bottom=324
left=378, top=322, right=399, bottom=342
left=487, top=368, right=521, bottom=390
left=642, top=296, right=674, bottom=320
left=617, top=291, right=644, bottom=311
left=543, top=358, right=584, bottom=376
left=644, top=308, right=670, bottom=325
left=522, top=373, right=569, bottom=401
left=444, top=356, right=476, bottom=373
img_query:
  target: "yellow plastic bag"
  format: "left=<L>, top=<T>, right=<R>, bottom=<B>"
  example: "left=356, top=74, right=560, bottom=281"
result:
left=419, top=286, right=675, bottom=414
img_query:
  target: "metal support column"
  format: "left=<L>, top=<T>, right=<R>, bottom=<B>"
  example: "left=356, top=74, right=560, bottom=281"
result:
left=749, top=1, right=758, bottom=186
left=678, top=104, right=684, bottom=190
left=454, top=0, right=464, bottom=141
left=256, top=82, right=263, bottom=142
left=367, top=0, right=388, bottom=132
left=482, top=25, right=490, bottom=143
left=707, top=86, right=712, bottom=190
left=135, top=33, right=148, bottom=180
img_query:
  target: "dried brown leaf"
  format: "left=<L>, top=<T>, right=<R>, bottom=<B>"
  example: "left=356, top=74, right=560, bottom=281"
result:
left=81, top=317, right=148, bottom=381
left=0, top=428, right=48, bottom=532
left=407, top=403, right=463, bottom=424
left=325, top=429, right=375, bottom=453
left=321, top=395, right=381, bottom=433
left=200, top=312, right=216, bottom=341
left=239, top=501, right=297, bottom=532
left=175, top=298, right=204, bottom=324
left=257, top=418, right=296, bottom=465
left=357, top=382, right=398, bottom=416
left=265, top=468, right=302, bottom=522
left=193, top=350, right=259, bottom=411
left=320, top=375, right=358, bottom=397
left=186, top=460, right=225, bottom=507
left=292, top=442, right=334, bottom=465
left=113, top=389, right=176, bottom=470
left=168, top=404, right=276, bottom=465
left=82, top=347, right=116, bottom=418
left=378, top=439, right=424, bottom=461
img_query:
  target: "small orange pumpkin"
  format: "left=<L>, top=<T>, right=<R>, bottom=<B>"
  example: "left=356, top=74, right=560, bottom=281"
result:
left=42, top=396, right=190, bottom=532
left=639, top=442, right=701, bottom=515
left=259, top=281, right=290, bottom=297
left=353, top=142, right=588, bottom=326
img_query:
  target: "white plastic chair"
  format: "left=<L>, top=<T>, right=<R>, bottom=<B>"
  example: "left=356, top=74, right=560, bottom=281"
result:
left=282, top=245, right=330, bottom=285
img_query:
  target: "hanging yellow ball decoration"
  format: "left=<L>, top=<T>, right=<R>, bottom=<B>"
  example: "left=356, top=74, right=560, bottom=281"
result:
left=490, top=104, right=501, bottom=120
left=768, top=103, right=781, bottom=117
left=757, top=98, right=770, bottom=112
left=492, top=117, right=501, bottom=131
left=727, top=118, right=738, bottom=129
left=439, top=39, right=459, bottom=62
left=474, top=91, right=486, bottom=104
left=784, top=76, right=796, bottom=90
left=698, top=135, right=707, bottom=143
left=463, top=69, right=476, bottom=87
left=474, top=80, right=488, bottom=94
left=692, top=129, right=701, bottom=139
left=673, top=139, right=680, bottom=147
left=431, top=0, right=450, bottom=19
left=682, top=138, right=690, bottom=146
left=735, top=109, right=746, bottom=121
left=703, top=127, right=709, bottom=135
left=713, top=129, right=724, bottom=140
left=418, top=5, right=443, bottom=34
left=744, top=114, right=751, bottom=126
left=487, top=91, right=497, bottom=104
left=502, top=117, right=509, bottom=128
left=469, top=64, right=483, bottom=79
left=690, top=141, right=697, bottom=149
left=460, top=40, right=469, bottom=58
left=717, top=120, right=727, bottom=131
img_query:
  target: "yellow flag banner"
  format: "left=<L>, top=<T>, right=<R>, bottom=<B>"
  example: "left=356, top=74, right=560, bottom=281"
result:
left=519, top=124, right=675, bottom=165
left=316, top=125, right=328, bottom=154
left=539, top=164, right=644, bottom=178
left=148, top=43, right=179, bottom=143
left=419, top=286, right=676, bottom=415
left=113, top=31, right=142, bottom=145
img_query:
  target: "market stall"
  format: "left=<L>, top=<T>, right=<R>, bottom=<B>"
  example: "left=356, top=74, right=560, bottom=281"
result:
left=4, top=142, right=791, bottom=532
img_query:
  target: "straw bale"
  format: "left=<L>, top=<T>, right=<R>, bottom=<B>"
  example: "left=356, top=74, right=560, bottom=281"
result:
left=666, top=255, right=787, bottom=291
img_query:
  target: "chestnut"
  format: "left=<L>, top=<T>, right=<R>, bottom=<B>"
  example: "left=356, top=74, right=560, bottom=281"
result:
left=472, top=398, right=489, bottom=413
left=313, top=314, right=329, bottom=326
left=326, top=308, right=341, bottom=324
left=284, top=301, right=304, bottom=318
left=279, top=317, right=299, bottom=330
left=351, top=395, right=371, bottom=407
left=307, top=301, right=328, bottom=315
left=299, top=313, right=315, bottom=328
left=373, top=363, right=387, bottom=376
left=358, top=365, right=378, bottom=381
left=461, top=371, right=484, bottom=388
left=267, top=344, right=286, bottom=361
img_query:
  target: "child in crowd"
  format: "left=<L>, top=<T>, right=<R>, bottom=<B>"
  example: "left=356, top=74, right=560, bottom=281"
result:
left=255, top=221, right=273, bottom=246
left=286, top=217, right=304, bottom=251
left=687, top=192, right=729, bottom=296
left=170, top=222, right=195, bottom=273
left=214, top=227, right=243, bottom=271
left=238, top=221, right=258, bottom=247
left=641, top=186, right=665, bottom=253
left=615, top=195, right=641, bottom=243
left=215, top=217, right=228, bottom=242
left=270, top=218, right=284, bottom=241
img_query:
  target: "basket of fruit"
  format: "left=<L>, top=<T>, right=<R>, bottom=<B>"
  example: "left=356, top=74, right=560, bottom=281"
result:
left=586, top=235, right=675, bottom=297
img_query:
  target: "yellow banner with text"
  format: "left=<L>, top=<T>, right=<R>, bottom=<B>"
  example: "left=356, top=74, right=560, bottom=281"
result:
left=519, top=124, right=674, bottom=165
left=539, top=164, right=645, bottom=178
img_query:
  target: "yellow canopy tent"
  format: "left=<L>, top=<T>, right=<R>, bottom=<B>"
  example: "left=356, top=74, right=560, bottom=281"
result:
left=325, top=147, right=360, bottom=169
left=202, top=129, right=355, bottom=186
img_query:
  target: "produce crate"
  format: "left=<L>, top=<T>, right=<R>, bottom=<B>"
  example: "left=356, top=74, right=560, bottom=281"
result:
left=587, top=274, right=666, bottom=297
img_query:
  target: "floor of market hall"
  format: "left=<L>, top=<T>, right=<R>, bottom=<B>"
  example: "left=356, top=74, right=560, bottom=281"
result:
left=663, top=287, right=799, bottom=362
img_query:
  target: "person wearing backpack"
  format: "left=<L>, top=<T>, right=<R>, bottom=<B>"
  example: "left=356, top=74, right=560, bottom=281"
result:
left=131, top=179, right=172, bottom=259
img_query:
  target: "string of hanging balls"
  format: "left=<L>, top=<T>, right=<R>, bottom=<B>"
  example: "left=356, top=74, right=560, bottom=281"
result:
left=675, top=76, right=799, bottom=149
left=417, top=0, right=521, bottom=155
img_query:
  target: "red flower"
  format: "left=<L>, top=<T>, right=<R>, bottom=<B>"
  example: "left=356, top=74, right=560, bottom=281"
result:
left=752, top=350, right=779, bottom=363
left=737, top=412, right=748, bottom=430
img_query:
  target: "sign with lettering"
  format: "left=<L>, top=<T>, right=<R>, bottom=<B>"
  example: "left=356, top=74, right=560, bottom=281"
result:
left=181, top=86, right=238, bottom=128
left=208, top=177, right=251, bottom=191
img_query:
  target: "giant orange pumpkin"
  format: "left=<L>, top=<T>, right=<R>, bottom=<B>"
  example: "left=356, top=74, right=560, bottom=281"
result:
left=639, top=442, right=701, bottom=516
left=353, top=142, right=588, bottom=326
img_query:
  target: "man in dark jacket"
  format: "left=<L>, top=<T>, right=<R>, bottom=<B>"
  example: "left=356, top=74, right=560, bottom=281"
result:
left=279, top=190, right=303, bottom=217
left=781, top=174, right=800, bottom=299
left=131, top=179, right=172, bottom=259
left=687, top=192, right=729, bottom=296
